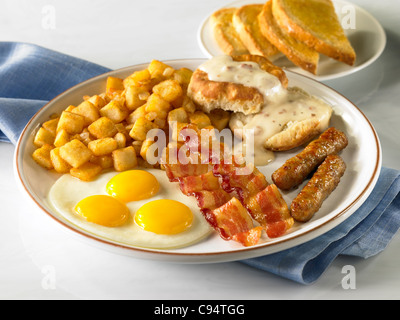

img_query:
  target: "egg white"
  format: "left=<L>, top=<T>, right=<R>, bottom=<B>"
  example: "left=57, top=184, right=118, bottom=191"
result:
left=47, top=168, right=213, bottom=250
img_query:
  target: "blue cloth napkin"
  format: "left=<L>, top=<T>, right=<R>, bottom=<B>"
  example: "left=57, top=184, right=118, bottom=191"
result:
left=0, top=42, right=109, bottom=144
left=243, top=167, right=400, bottom=284
left=1, top=42, right=399, bottom=285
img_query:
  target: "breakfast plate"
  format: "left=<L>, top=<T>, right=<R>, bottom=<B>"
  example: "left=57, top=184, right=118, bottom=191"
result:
left=14, top=59, right=381, bottom=263
left=198, top=0, right=386, bottom=81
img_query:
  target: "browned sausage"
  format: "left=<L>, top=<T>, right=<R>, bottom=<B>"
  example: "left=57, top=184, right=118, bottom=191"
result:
left=290, top=155, right=346, bottom=222
left=271, top=127, right=348, bottom=190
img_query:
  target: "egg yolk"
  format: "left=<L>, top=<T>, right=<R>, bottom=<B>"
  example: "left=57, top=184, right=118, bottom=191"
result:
left=106, top=170, right=160, bottom=203
left=75, top=195, right=130, bottom=227
left=135, top=199, right=193, bottom=235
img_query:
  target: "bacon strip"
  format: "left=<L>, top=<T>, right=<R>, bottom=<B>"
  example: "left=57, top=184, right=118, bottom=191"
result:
left=160, top=125, right=293, bottom=246
left=179, top=171, right=220, bottom=195
left=213, top=158, right=293, bottom=238
left=232, top=226, right=264, bottom=247
left=212, top=197, right=263, bottom=246
left=214, top=162, right=269, bottom=201
left=161, top=144, right=210, bottom=181
left=164, top=163, right=210, bottom=182
left=245, top=184, right=294, bottom=238
left=193, top=189, right=233, bottom=211
left=179, top=124, right=227, bottom=164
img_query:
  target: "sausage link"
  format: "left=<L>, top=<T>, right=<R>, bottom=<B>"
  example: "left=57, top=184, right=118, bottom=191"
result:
left=290, top=155, right=346, bottom=222
left=271, top=127, right=348, bottom=190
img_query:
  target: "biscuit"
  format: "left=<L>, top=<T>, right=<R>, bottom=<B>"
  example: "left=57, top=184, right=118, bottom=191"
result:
left=229, top=87, right=333, bottom=152
left=187, top=55, right=288, bottom=116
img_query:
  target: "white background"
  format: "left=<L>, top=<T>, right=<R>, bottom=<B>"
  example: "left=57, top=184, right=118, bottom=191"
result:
left=0, top=0, right=399, bottom=299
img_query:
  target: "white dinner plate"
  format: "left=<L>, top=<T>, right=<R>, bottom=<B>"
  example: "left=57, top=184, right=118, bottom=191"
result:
left=14, top=59, right=381, bottom=263
left=198, top=0, right=386, bottom=81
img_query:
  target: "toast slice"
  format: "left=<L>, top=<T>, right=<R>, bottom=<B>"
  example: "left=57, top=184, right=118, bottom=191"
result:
left=272, top=0, right=356, bottom=65
left=258, top=1, right=319, bottom=74
left=210, top=8, right=249, bottom=56
left=232, top=4, right=280, bottom=58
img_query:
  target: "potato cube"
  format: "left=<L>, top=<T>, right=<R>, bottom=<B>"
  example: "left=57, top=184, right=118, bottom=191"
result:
left=170, top=122, right=190, bottom=142
left=145, top=112, right=158, bottom=122
left=54, top=129, right=70, bottom=147
left=152, top=79, right=183, bottom=103
left=182, top=96, right=196, bottom=114
left=145, top=94, right=171, bottom=119
left=125, top=123, right=134, bottom=131
left=170, top=95, right=184, bottom=109
left=148, top=60, right=171, bottom=79
left=189, top=111, right=211, bottom=129
left=126, top=105, right=146, bottom=124
left=129, top=117, right=158, bottom=141
left=88, top=138, right=118, bottom=156
left=70, top=163, right=102, bottom=182
left=100, top=100, right=129, bottom=123
left=173, top=68, right=193, bottom=87
left=115, top=123, right=127, bottom=134
left=154, top=118, right=167, bottom=130
left=125, top=86, right=148, bottom=111
left=126, top=69, right=151, bottom=85
left=57, top=111, right=85, bottom=135
left=140, top=139, right=161, bottom=163
left=77, top=128, right=93, bottom=145
left=42, top=118, right=59, bottom=136
left=88, top=117, right=118, bottom=139
left=168, top=107, right=189, bottom=124
left=59, top=139, right=92, bottom=168
left=112, top=146, right=138, bottom=172
left=131, top=141, right=143, bottom=156
left=106, top=76, right=124, bottom=98
left=32, top=144, right=54, bottom=170
left=50, top=148, right=71, bottom=173
left=123, top=71, right=153, bottom=92
left=208, top=109, right=231, bottom=131
left=112, top=93, right=126, bottom=106
left=65, top=105, right=76, bottom=112
left=87, top=95, right=107, bottom=109
left=34, top=127, right=55, bottom=148
left=162, top=68, right=175, bottom=80
left=114, top=132, right=126, bottom=149
left=90, top=155, right=114, bottom=170
left=72, top=101, right=100, bottom=126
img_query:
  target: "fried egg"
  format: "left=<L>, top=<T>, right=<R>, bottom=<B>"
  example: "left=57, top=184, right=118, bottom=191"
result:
left=47, top=169, right=212, bottom=249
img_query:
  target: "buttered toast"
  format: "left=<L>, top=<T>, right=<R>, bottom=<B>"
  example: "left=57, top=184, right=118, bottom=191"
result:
left=272, top=0, right=356, bottom=65
left=210, top=8, right=249, bottom=56
left=258, top=1, right=320, bottom=74
left=232, top=4, right=280, bottom=59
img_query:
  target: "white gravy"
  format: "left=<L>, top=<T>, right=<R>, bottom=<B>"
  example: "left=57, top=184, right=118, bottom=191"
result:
left=199, top=55, right=287, bottom=105
left=199, top=55, right=333, bottom=166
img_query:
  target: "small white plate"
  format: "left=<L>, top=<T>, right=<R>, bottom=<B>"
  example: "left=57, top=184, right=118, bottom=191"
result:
left=14, top=59, right=381, bottom=263
left=198, top=0, right=387, bottom=81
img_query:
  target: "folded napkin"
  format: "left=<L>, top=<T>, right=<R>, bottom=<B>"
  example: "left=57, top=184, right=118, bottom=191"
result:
left=1, top=42, right=399, bottom=285
left=243, top=167, right=400, bottom=284
left=0, top=42, right=109, bottom=144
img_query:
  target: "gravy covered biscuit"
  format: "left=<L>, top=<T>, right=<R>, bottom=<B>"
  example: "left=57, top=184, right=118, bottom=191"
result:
left=188, top=55, right=332, bottom=166
left=230, top=86, right=333, bottom=156
left=187, top=54, right=288, bottom=116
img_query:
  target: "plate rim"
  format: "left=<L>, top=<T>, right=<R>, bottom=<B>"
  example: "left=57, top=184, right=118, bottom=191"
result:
left=13, top=58, right=382, bottom=263
left=197, top=0, right=387, bottom=81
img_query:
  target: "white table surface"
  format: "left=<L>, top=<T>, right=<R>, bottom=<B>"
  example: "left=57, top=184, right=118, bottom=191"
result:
left=1, top=0, right=399, bottom=300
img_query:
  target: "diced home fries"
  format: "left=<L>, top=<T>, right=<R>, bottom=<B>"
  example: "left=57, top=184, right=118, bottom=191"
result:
left=32, top=60, right=232, bottom=181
